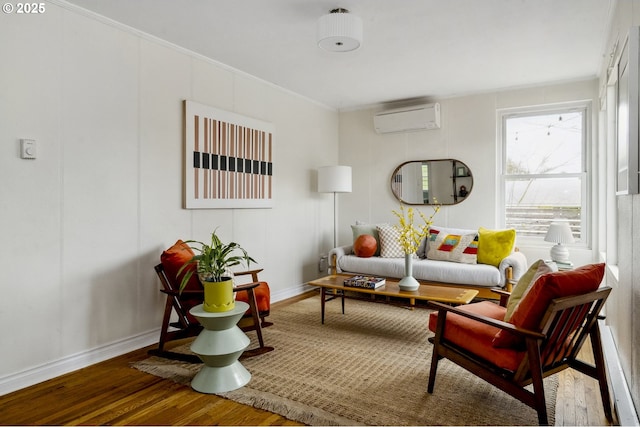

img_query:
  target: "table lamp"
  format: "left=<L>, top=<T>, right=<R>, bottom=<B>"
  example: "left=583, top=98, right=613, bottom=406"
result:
left=544, top=222, right=575, bottom=265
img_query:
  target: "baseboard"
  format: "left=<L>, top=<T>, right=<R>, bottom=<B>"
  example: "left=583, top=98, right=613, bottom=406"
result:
left=270, top=282, right=314, bottom=303
left=0, top=329, right=159, bottom=397
left=601, top=321, right=640, bottom=426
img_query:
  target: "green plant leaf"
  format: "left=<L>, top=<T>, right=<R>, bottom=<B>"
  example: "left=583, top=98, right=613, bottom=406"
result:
left=178, top=229, right=256, bottom=293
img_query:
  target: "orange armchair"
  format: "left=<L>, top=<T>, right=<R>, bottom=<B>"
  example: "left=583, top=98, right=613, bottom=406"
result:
left=427, top=263, right=613, bottom=425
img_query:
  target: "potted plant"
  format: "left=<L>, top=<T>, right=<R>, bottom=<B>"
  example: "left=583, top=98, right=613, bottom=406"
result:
left=178, top=229, right=256, bottom=313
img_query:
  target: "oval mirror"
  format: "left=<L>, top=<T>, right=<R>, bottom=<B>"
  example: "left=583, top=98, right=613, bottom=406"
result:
left=390, top=159, right=473, bottom=205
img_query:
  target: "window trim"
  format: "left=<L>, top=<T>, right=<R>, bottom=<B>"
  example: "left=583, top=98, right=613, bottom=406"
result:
left=498, top=101, right=592, bottom=248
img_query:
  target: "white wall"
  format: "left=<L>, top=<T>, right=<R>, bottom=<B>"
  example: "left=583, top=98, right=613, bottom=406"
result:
left=338, top=80, right=599, bottom=267
left=597, top=0, right=640, bottom=417
left=0, top=2, right=338, bottom=393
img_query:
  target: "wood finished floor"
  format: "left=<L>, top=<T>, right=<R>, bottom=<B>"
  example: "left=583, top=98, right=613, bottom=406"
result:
left=0, top=294, right=611, bottom=426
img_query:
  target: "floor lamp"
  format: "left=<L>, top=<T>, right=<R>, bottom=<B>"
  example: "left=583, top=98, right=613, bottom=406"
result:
left=318, top=165, right=352, bottom=248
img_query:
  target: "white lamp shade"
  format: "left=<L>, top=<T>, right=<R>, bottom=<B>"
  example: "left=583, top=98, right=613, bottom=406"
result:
left=544, top=222, right=575, bottom=244
left=317, top=10, right=362, bottom=52
left=318, top=165, right=352, bottom=193
left=544, top=222, right=574, bottom=264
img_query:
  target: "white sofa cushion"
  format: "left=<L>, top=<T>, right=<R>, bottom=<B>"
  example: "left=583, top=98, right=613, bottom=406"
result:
left=329, top=242, right=528, bottom=290
left=337, top=254, right=503, bottom=287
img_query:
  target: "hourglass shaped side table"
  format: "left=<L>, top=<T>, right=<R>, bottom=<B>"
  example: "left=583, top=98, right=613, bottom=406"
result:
left=189, top=301, right=251, bottom=394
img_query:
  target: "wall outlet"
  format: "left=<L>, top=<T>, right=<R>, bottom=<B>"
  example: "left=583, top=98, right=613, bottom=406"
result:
left=319, top=255, right=328, bottom=273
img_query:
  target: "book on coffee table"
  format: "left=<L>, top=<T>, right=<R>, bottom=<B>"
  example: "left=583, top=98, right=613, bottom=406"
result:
left=343, top=275, right=386, bottom=289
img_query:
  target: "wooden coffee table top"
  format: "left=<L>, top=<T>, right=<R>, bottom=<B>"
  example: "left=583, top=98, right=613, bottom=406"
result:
left=308, top=274, right=478, bottom=305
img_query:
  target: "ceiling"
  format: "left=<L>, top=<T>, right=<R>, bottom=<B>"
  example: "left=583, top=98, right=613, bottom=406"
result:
left=62, top=0, right=613, bottom=111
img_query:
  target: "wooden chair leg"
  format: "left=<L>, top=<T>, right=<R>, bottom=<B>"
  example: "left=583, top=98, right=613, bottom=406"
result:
left=260, top=314, right=273, bottom=328
left=238, top=286, right=275, bottom=358
left=427, top=311, right=447, bottom=394
left=590, top=324, right=614, bottom=422
left=526, top=338, right=548, bottom=426
left=157, top=295, right=175, bottom=351
left=149, top=292, right=202, bottom=364
left=427, top=348, right=439, bottom=393
left=246, top=287, right=264, bottom=348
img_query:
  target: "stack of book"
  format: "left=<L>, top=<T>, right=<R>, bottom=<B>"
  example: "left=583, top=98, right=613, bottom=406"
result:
left=555, top=260, right=574, bottom=271
left=343, top=275, right=386, bottom=289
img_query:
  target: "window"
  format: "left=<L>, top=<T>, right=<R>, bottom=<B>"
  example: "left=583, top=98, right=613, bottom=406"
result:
left=421, top=163, right=429, bottom=201
left=500, top=104, right=588, bottom=242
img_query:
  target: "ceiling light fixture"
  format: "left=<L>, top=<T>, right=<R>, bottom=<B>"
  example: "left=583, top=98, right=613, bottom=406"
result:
left=317, top=8, right=362, bottom=52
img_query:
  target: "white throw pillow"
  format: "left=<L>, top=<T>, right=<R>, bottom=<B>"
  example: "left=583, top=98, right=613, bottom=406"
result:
left=426, top=226, right=478, bottom=264
left=376, top=225, right=405, bottom=258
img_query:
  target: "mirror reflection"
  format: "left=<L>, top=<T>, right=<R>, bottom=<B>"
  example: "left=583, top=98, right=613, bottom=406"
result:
left=391, top=159, right=473, bottom=205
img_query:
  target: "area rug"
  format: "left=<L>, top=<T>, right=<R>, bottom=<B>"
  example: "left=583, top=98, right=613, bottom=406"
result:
left=133, top=295, right=557, bottom=425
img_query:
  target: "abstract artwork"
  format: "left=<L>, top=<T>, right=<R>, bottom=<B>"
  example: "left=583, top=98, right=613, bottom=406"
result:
left=184, top=101, right=274, bottom=208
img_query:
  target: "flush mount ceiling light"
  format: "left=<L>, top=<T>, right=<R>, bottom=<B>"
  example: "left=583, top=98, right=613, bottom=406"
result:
left=317, top=8, right=362, bottom=52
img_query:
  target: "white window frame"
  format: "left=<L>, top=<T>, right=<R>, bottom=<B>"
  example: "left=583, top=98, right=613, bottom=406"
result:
left=497, top=101, right=591, bottom=248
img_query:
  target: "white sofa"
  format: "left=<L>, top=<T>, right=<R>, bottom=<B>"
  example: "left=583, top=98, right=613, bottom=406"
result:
left=329, top=225, right=528, bottom=299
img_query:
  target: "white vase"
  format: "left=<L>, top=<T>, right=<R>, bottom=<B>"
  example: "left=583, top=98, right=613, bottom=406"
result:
left=398, top=253, right=420, bottom=291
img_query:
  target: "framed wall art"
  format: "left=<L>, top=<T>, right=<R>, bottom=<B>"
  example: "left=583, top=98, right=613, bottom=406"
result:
left=184, top=101, right=275, bottom=208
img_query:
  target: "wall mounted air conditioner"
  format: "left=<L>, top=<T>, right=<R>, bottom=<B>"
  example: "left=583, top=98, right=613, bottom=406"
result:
left=373, top=103, right=440, bottom=134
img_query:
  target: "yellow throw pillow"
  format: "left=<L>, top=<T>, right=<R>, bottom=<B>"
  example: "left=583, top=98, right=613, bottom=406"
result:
left=477, top=227, right=516, bottom=267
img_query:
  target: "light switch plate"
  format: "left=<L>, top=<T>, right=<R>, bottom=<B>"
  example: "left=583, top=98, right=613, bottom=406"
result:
left=20, top=139, right=36, bottom=159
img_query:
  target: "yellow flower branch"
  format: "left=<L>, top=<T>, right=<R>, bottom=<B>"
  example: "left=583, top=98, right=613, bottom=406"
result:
left=392, top=203, right=440, bottom=255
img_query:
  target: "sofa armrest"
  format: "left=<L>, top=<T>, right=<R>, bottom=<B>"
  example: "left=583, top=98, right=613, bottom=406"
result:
left=328, top=245, right=354, bottom=274
left=498, top=251, right=527, bottom=285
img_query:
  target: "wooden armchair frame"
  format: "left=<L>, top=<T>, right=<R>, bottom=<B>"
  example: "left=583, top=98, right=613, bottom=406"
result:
left=150, top=263, right=272, bottom=362
left=428, top=287, right=613, bottom=425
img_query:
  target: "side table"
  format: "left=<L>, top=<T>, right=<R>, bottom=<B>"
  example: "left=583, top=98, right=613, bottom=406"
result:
left=189, top=301, right=251, bottom=393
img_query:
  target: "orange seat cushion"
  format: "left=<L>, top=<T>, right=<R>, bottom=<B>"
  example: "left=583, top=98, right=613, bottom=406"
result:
left=493, top=263, right=605, bottom=348
left=429, top=301, right=525, bottom=371
left=236, top=281, right=270, bottom=314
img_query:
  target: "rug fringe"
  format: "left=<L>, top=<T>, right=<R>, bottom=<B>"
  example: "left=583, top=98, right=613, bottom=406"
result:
left=221, top=388, right=364, bottom=426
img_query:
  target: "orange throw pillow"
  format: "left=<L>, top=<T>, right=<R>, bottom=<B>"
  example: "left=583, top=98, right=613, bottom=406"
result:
left=160, top=240, right=201, bottom=291
left=493, top=263, right=605, bottom=348
left=354, top=234, right=377, bottom=257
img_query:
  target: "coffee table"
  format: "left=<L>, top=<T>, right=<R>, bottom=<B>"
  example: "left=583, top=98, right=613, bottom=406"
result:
left=307, top=274, right=479, bottom=324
